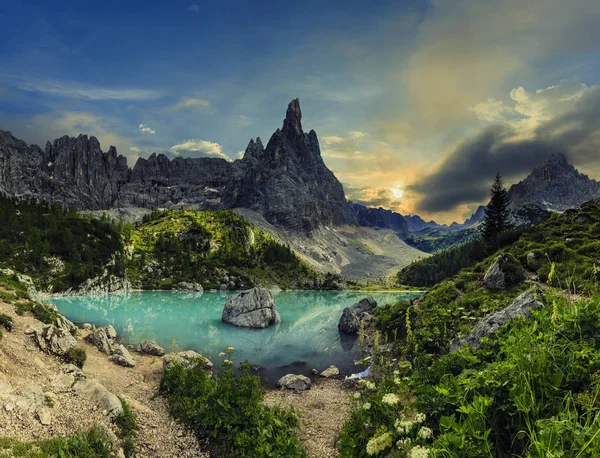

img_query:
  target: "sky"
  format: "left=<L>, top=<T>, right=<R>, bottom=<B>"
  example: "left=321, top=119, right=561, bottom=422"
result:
left=2, top=0, right=600, bottom=223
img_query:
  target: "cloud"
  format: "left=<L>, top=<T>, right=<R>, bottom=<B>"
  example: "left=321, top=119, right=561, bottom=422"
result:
left=409, top=81, right=600, bottom=213
left=169, top=139, right=232, bottom=161
left=3, top=75, right=160, bottom=101
left=138, top=124, right=156, bottom=134
left=236, top=150, right=245, bottom=159
left=165, top=97, right=211, bottom=111
left=401, top=0, right=600, bottom=133
left=322, top=135, right=345, bottom=145
left=322, top=150, right=375, bottom=161
left=189, top=4, right=200, bottom=13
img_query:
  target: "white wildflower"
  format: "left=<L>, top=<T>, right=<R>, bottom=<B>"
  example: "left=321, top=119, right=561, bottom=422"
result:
left=354, top=392, right=361, bottom=399
left=417, top=426, right=433, bottom=440
left=408, top=445, right=429, bottom=458
left=382, top=393, right=400, bottom=406
left=362, top=402, right=372, bottom=410
left=366, top=431, right=393, bottom=456
left=396, top=438, right=411, bottom=449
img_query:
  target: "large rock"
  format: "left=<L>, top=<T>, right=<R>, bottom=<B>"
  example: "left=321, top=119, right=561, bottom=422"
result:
left=222, top=287, right=281, bottom=328
left=484, top=254, right=510, bottom=289
left=338, top=297, right=377, bottom=334
left=73, top=378, right=123, bottom=419
left=449, top=289, right=545, bottom=352
left=108, top=344, right=136, bottom=368
left=86, top=325, right=117, bottom=354
left=33, top=324, right=76, bottom=356
left=277, top=374, right=311, bottom=391
left=163, top=350, right=213, bottom=372
left=176, top=281, right=203, bottom=292
left=139, top=340, right=165, bottom=356
left=320, top=365, right=340, bottom=378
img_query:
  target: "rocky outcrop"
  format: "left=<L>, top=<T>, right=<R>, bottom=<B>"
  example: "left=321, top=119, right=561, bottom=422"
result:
left=449, top=289, right=544, bottom=352
left=403, top=215, right=443, bottom=232
left=54, top=269, right=131, bottom=296
left=33, top=324, right=77, bottom=356
left=338, top=297, right=377, bottom=334
left=0, top=268, right=40, bottom=301
left=86, top=325, right=118, bottom=354
left=139, top=340, right=165, bottom=356
left=483, top=253, right=523, bottom=290
left=277, top=374, right=311, bottom=391
left=109, top=344, right=136, bottom=368
left=162, top=350, right=213, bottom=372
left=222, top=287, right=281, bottom=328
left=222, top=99, right=357, bottom=233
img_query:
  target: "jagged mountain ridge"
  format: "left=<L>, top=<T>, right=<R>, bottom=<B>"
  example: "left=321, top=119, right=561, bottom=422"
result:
left=508, top=153, right=600, bottom=214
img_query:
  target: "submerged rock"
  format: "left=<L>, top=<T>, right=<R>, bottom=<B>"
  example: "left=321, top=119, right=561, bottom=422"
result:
left=222, top=287, right=281, bottom=328
left=163, top=350, right=213, bottom=372
left=449, top=289, right=544, bottom=352
left=277, top=374, right=311, bottom=391
left=338, top=297, right=377, bottom=334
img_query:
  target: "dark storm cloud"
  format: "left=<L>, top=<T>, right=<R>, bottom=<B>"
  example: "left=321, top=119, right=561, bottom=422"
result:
left=409, top=86, right=600, bottom=213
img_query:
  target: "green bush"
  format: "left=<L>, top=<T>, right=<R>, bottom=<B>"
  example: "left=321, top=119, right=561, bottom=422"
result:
left=65, top=347, right=87, bottom=368
left=160, top=359, right=306, bottom=457
left=0, top=426, right=112, bottom=457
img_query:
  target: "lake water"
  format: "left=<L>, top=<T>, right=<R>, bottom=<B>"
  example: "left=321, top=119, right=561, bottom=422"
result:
left=47, top=290, right=421, bottom=385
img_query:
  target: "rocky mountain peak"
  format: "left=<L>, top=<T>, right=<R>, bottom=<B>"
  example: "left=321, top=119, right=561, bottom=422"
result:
left=282, top=98, right=303, bottom=136
left=507, top=153, right=600, bottom=216
left=243, top=137, right=265, bottom=160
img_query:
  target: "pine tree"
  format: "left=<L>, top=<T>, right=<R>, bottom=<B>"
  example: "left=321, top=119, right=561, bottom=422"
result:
left=482, top=172, right=512, bottom=242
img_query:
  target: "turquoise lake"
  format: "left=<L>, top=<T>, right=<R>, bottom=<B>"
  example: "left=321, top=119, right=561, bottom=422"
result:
left=48, top=290, right=420, bottom=384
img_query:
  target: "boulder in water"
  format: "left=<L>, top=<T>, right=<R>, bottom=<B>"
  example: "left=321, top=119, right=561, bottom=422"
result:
left=139, top=340, right=165, bottom=356
left=222, top=287, right=281, bottom=328
left=338, top=297, right=377, bottom=334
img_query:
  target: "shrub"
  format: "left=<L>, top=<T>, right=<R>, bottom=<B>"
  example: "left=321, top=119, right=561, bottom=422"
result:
left=0, top=426, right=112, bottom=457
left=160, top=359, right=306, bottom=457
left=66, top=347, right=87, bottom=368
left=116, top=398, right=137, bottom=458
left=0, top=313, right=13, bottom=331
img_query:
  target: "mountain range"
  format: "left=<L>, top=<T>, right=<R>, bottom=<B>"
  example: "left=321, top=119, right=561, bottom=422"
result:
left=2, top=99, right=600, bottom=243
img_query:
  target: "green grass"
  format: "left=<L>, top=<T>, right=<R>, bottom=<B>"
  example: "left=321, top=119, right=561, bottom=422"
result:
left=0, top=427, right=112, bottom=458
left=338, top=201, right=600, bottom=457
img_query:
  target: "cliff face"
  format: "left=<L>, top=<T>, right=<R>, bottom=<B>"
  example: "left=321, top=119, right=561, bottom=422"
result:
left=222, top=99, right=357, bottom=232
left=116, top=153, right=232, bottom=209
left=0, top=131, right=130, bottom=209
left=352, top=204, right=408, bottom=235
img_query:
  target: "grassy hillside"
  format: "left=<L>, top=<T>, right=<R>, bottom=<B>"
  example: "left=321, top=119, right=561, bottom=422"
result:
left=339, top=200, right=600, bottom=457
left=127, top=209, right=337, bottom=290
left=0, top=196, right=125, bottom=292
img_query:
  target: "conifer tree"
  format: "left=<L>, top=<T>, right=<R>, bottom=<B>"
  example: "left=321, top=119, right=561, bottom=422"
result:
left=482, top=172, right=512, bottom=242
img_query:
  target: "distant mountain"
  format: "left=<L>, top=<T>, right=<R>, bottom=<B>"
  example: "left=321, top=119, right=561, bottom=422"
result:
left=462, top=205, right=487, bottom=228
left=404, top=215, right=444, bottom=232
left=352, top=204, right=409, bottom=235
left=508, top=153, right=600, bottom=216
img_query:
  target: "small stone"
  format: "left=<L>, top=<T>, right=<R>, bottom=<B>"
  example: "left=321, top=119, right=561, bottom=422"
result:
left=277, top=374, right=311, bottom=391
left=37, top=406, right=52, bottom=425
left=320, top=365, right=340, bottom=378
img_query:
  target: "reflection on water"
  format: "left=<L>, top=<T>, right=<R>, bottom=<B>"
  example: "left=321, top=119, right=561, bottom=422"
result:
left=47, top=290, right=421, bottom=384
